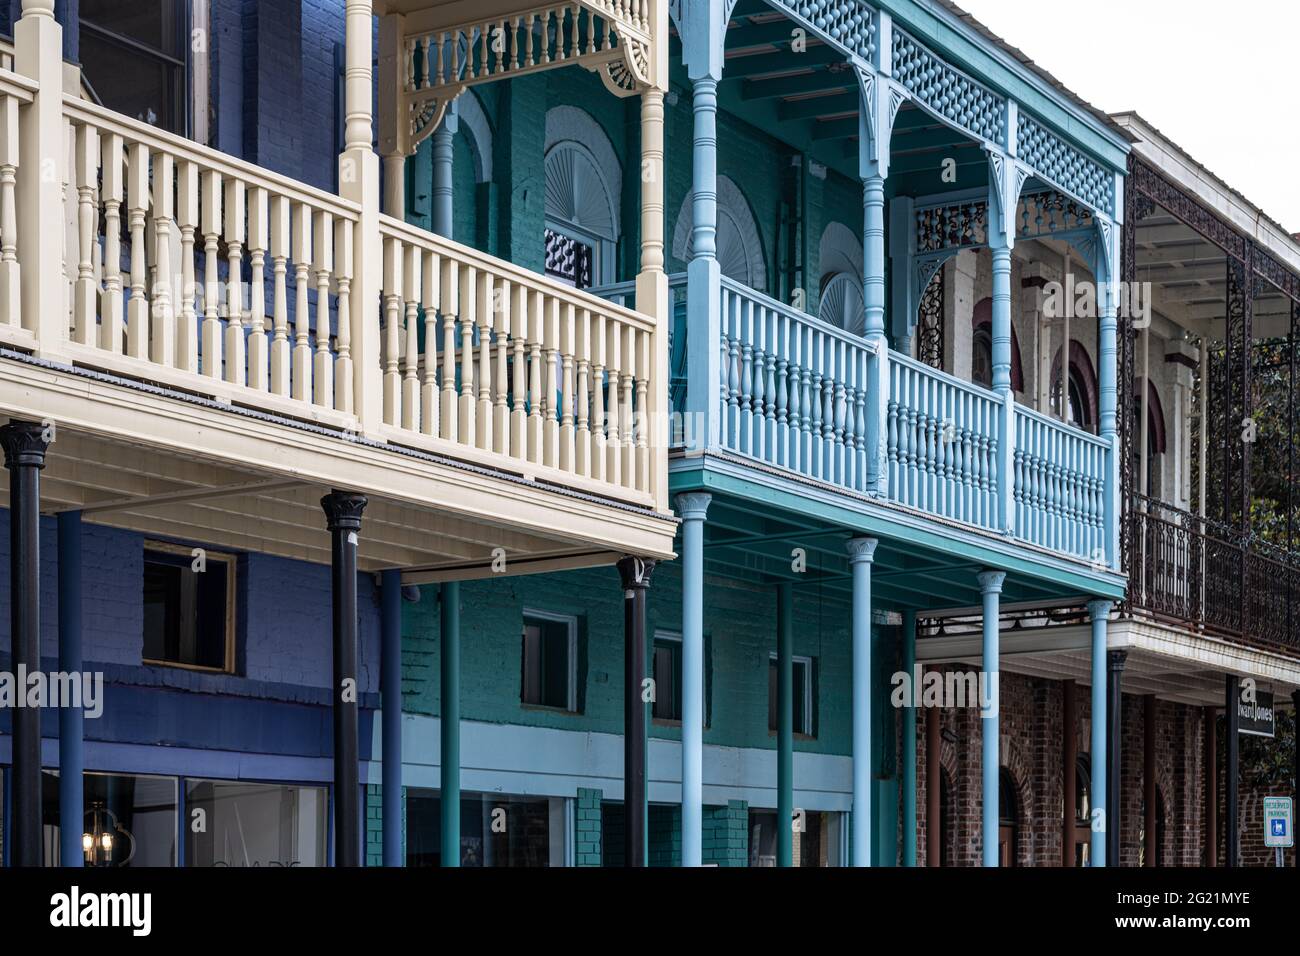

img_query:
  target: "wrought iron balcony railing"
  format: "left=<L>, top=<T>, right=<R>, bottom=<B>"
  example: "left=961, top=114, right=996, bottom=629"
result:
left=1127, top=494, right=1300, bottom=653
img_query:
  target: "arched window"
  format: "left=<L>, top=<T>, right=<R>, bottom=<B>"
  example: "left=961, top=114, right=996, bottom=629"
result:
left=544, top=107, right=622, bottom=290
left=1130, top=380, right=1167, bottom=498
left=671, top=176, right=767, bottom=291
left=1139, top=787, right=1167, bottom=867
left=819, top=272, right=865, bottom=335
left=1050, top=341, right=1099, bottom=433
left=972, top=326, right=993, bottom=388
left=971, top=299, right=1024, bottom=392
left=998, top=767, right=1019, bottom=867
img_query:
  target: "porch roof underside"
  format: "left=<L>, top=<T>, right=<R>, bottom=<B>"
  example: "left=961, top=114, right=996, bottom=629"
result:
left=670, top=453, right=1124, bottom=612
left=915, top=619, right=1300, bottom=706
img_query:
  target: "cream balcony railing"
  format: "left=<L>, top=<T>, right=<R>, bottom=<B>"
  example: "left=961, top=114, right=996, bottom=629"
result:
left=0, top=0, right=671, bottom=513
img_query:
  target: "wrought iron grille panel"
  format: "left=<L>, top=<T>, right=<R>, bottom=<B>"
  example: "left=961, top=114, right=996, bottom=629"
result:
left=916, top=264, right=944, bottom=370
left=543, top=228, right=593, bottom=290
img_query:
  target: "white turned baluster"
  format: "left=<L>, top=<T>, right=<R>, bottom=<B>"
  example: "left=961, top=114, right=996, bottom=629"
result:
left=126, top=143, right=151, bottom=359
left=0, top=96, right=18, bottom=328
left=420, top=248, right=439, bottom=435
left=333, top=217, right=354, bottom=414
left=542, top=295, right=560, bottom=468
left=558, top=301, right=575, bottom=471
left=381, top=236, right=402, bottom=426
left=222, top=177, right=245, bottom=384
left=575, top=308, right=591, bottom=477
left=459, top=264, right=476, bottom=443
left=526, top=289, right=544, bottom=463
left=476, top=270, right=493, bottom=450
left=440, top=256, right=459, bottom=442
left=402, top=240, right=420, bottom=429
left=291, top=202, right=313, bottom=401
left=636, top=325, right=649, bottom=492
left=605, top=316, right=621, bottom=485
left=71, top=123, right=98, bottom=344
left=313, top=210, right=334, bottom=408
left=620, top=324, right=635, bottom=486
left=246, top=187, right=269, bottom=390
left=175, top=160, right=199, bottom=371
left=150, top=153, right=175, bottom=366
left=492, top=279, right=510, bottom=455
left=590, top=314, right=606, bottom=482
left=199, top=168, right=222, bottom=375
left=269, top=196, right=291, bottom=394
left=99, top=135, right=125, bottom=350
left=509, top=282, right=527, bottom=455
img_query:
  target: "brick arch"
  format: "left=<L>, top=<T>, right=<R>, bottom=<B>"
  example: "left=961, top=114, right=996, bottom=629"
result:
left=972, top=297, right=1025, bottom=392
left=999, top=740, right=1036, bottom=867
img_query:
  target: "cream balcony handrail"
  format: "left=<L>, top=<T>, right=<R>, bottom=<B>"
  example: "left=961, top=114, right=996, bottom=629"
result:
left=61, top=94, right=363, bottom=425
left=376, top=213, right=655, bottom=505
left=0, top=68, right=36, bottom=346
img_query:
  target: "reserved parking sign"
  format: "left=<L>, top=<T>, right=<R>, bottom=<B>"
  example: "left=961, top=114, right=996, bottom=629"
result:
left=1263, top=797, right=1293, bottom=848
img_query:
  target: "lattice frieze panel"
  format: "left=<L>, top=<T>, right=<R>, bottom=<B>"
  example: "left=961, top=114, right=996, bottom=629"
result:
left=892, top=28, right=1005, bottom=144
left=1016, top=114, right=1111, bottom=215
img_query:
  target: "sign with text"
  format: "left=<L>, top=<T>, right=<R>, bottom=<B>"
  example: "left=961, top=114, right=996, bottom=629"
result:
left=1263, top=797, right=1293, bottom=848
left=1237, top=689, right=1274, bottom=738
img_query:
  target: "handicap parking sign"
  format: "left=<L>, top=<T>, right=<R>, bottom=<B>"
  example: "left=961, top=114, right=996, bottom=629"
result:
left=1263, top=797, right=1294, bottom=848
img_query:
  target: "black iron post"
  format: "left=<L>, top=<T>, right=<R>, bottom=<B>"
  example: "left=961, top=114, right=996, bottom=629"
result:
left=1225, top=673, right=1240, bottom=868
left=618, top=555, right=654, bottom=866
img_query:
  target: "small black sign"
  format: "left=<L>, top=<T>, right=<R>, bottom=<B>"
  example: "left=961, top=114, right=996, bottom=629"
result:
left=1238, top=689, right=1275, bottom=738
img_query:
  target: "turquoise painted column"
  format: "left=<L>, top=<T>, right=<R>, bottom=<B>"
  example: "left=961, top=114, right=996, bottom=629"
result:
left=977, top=570, right=1006, bottom=867
left=901, top=609, right=917, bottom=867
left=1097, top=219, right=1121, bottom=568
left=440, top=580, right=460, bottom=867
left=987, top=153, right=1023, bottom=535
left=675, top=492, right=711, bottom=867
left=380, top=568, right=402, bottom=866
left=431, top=104, right=458, bottom=238
left=862, top=172, right=888, bottom=493
left=1087, top=599, right=1111, bottom=866
left=777, top=581, right=794, bottom=868
left=847, top=537, right=878, bottom=867
left=57, top=510, right=84, bottom=868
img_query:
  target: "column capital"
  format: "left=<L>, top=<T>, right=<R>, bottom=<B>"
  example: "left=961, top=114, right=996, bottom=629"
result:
left=320, top=489, right=368, bottom=532
left=1107, top=648, right=1127, bottom=672
left=617, top=555, right=656, bottom=591
left=976, top=569, right=1006, bottom=594
left=845, top=536, right=878, bottom=564
left=0, top=420, right=49, bottom=470
left=1086, top=598, right=1113, bottom=622
left=674, top=492, right=712, bottom=521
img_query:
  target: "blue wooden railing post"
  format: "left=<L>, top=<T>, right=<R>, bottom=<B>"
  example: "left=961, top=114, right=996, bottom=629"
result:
left=676, top=492, right=711, bottom=867
left=1087, top=599, right=1112, bottom=866
left=847, top=537, right=879, bottom=867
left=1096, top=212, right=1122, bottom=569
left=987, top=150, right=1026, bottom=537
left=901, top=608, right=917, bottom=867
left=430, top=103, right=458, bottom=238
left=58, top=510, right=84, bottom=868
left=380, top=568, right=403, bottom=866
left=678, top=0, right=727, bottom=456
left=977, top=569, right=1006, bottom=866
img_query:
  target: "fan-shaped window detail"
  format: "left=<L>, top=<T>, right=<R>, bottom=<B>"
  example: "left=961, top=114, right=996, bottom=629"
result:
left=543, top=107, right=621, bottom=288
left=671, top=176, right=767, bottom=292
left=819, top=272, right=865, bottom=335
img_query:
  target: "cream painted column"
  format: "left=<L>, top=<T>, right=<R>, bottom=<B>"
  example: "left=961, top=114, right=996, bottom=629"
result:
left=15, top=0, right=68, bottom=357
left=340, top=0, right=381, bottom=433
left=635, top=0, right=671, bottom=513
left=377, top=14, right=407, bottom=217
left=948, top=251, right=977, bottom=380
left=1167, top=338, right=1197, bottom=512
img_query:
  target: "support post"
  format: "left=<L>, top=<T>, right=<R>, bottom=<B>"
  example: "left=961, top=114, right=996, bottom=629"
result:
left=1, top=420, right=48, bottom=866
left=618, top=556, right=655, bottom=866
left=977, top=570, right=1005, bottom=867
left=636, top=71, right=670, bottom=508
left=321, top=490, right=367, bottom=867
left=901, top=609, right=917, bottom=867
left=986, top=152, right=1023, bottom=535
left=380, top=568, right=402, bottom=866
left=430, top=106, right=458, bottom=238
left=926, top=705, right=940, bottom=867
left=676, top=493, right=710, bottom=867
left=1098, top=219, right=1122, bottom=568
left=441, top=580, right=461, bottom=867
left=1107, top=648, right=1127, bottom=866
left=777, top=580, right=794, bottom=868
left=1087, top=599, right=1111, bottom=867
left=1062, top=679, right=1076, bottom=867
left=58, top=510, right=84, bottom=868
left=1225, top=674, right=1239, bottom=868
left=1294, top=690, right=1299, bottom=868
left=846, top=537, right=878, bottom=866
left=1204, top=705, right=1217, bottom=866
left=1143, top=694, right=1156, bottom=866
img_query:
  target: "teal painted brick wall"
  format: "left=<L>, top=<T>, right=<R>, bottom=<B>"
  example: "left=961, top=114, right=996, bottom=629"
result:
left=648, top=805, right=681, bottom=867
left=364, top=784, right=407, bottom=867
left=575, top=787, right=603, bottom=866
left=400, top=564, right=856, bottom=757
left=703, top=800, right=749, bottom=867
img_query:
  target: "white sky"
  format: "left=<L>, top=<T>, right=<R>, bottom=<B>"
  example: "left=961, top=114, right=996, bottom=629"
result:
left=954, top=0, right=1300, bottom=234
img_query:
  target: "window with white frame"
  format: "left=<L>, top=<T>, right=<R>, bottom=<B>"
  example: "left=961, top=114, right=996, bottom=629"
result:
left=767, top=653, right=815, bottom=736
left=520, top=610, right=577, bottom=712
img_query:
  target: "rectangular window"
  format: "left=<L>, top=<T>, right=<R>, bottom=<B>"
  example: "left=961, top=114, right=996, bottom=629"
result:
left=767, top=654, right=815, bottom=736
left=143, top=542, right=235, bottom=672
left=520, top=611, right=576, bottom=711
left=405, top=790, right=561, bottom=867
left=184, top=780, right=328, bottom=867
left=41, top=771, right=179, bottom=867
left=80, top=1, right=191, bottom=135
left=651, top=631, right=682, bottom=722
